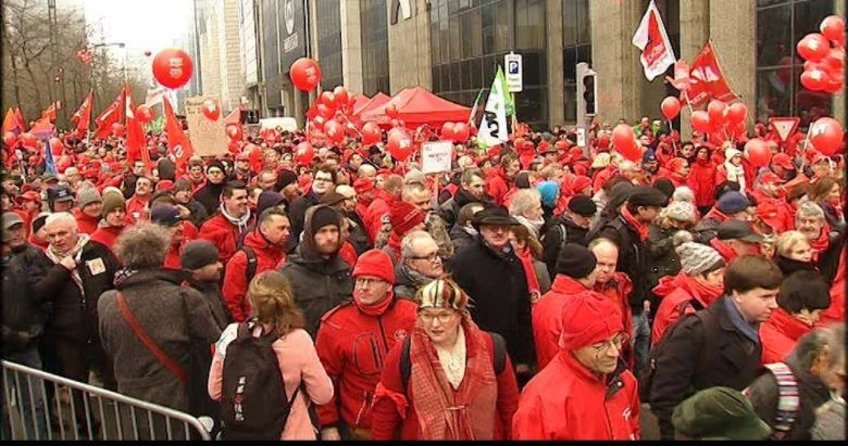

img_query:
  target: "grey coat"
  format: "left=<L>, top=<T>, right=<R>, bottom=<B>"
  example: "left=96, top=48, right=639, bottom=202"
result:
left=98, top=269, right=222, bottom=412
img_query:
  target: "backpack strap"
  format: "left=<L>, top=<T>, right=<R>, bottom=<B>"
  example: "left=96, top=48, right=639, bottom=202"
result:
left=763, top=362, right=800, bottom=439
left=400, top=331, right=507, bottom=388
left=557, top=222, right=569, bottom=252
left=115, top=291, right=187, bottom=384
left=241, top=246, right=258, bottom=284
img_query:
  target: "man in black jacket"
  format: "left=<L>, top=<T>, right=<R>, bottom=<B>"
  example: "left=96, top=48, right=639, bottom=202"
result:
left=648, top=255, right=783, bottom=440
left=541, top=195, right=597, bottom=277
left=438, top=167, right=488, bottom=230
left=447, top=204, right=534, bottom=379
left=588, top=185, right=668, bottom=376
left=287, top=163, right=336, bottom=252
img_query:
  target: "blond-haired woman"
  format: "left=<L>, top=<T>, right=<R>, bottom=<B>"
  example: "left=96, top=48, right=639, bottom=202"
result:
left=208, top=271, right=333, bottom=440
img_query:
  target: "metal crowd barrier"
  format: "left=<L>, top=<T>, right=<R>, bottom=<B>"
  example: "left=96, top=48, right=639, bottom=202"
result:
left=1, top=360, right=211, bottom=441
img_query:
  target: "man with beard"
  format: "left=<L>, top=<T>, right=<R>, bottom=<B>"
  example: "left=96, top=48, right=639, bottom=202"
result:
left=795, top=202, right=844, bottom=282
left=198, top=180, right=254, bottom=263
left=438, top=168, right=488, bottom=229
left=287, top=163, right=337, bottom=252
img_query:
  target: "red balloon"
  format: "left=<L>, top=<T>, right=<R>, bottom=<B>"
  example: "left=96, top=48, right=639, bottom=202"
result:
left=690, top=111, right=711, bottom=133
left=110, top=122, right=124, bottom=136
left=361, top=122, right=382, bottom=145
left=726, top=102, right=748, bottom=125
left=201, top=99, right=220, bottom=121
left=290, top=57, right=322, bottom=91
left=385, top=104, right=399, bottom=119
left=801, top=67, right=831, bottom=91
left=225, top=124, right=242, bottom=140
left=797, top=33, right=830, bottom=62
left=316, top=104, right=333, bottom=119
left=295, top=142, right=315, bottom=166
left=820, top=15, right=846, bottom=45
left=386, top=128, right=413, bottom=162
left=334, top=110, right=347, bottom=124
left=821, top=48, right=845, bottom=75
left=312, top=116, right=326, bottom=130
left=660, top=96, right=681, bottom=120
left=734, top=121, right=748, bottom=138
left=332, top=86, right=349, bottom=109
left=152, top=48, right=194, bottom=89
left=324, top=120, right=344, bottom=143
left=440, top=122, right=455, bottom=140
left=707, top=100, right=727, bottom=125
left=744, top=138, right=772, bottom=167
left=3, top=132, right=16, bottom=147
left=809, top=117, right=844, bottom=155
left=822, top=73, right=844, bottom=94
left=19, top=132, right=37, bottom=149
left=320, top=91, right=336, bottom=108
left=136, top=105, right=154, bottom=124
left=452, top=122, right=470, bottom=143
left=611, top=124, right=640, bottom=161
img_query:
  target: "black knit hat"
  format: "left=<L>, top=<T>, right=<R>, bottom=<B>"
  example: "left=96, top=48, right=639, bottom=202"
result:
left=568, top=196, right=597, bottom=217
left=555, top=243, right=597, bottom=278
left=206, top=160, right=226, bottom=174
left=311, top=206, right=340, bottom=231
left=180, top=240, right=220, bottom=270
left=628, top=186, right=669, bottom=207
left=256, top=190, right=286, bottom=215
left=275, top=169, right=298, bottom=191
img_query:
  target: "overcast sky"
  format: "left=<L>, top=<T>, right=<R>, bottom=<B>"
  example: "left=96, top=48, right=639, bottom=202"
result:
left=84, top=0, right=193, bottom=54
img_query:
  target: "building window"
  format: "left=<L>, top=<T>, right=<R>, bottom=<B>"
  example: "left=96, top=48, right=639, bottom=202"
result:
left=562, top=0, right=591, bottom=123
left=756, top=0, right=835, bottom=126
left=361, top=0, right=390, bottom=96
left=316, top=0, right=343, bottom=90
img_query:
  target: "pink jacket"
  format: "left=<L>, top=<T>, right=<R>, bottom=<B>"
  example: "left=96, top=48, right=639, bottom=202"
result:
left=208, top=326, right=334, bottom=440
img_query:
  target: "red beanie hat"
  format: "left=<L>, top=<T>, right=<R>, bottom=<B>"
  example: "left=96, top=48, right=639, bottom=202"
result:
left=352, top=249, right=395, bottom=285
left=560, top=295, right=624, bottom=350
left=353, top=178, right=375, bottom=195
left=389, top=201, right=426, bottom=236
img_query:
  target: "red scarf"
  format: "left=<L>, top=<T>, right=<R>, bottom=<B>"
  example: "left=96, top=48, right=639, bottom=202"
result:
left=620, top=205, right=649, bottom=242
left=515, top=247, right=541, bottom=300
left=710, top=238, right=738, bottom=262
left=408, top=318, right=498, bottom=440
left=810, top=221, right=831, bottom=262
left=353, top=291, right=394, bottom=317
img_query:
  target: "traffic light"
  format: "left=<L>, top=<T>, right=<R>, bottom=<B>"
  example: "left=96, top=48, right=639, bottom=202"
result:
left=576, top=63, right=598, bottom=118
left=582, top=74, right=596, bottom=115
left=240, top=109, right=260, bottom=124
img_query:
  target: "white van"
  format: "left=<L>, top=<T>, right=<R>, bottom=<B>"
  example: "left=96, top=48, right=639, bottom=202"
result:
left=258, top=117, right=298, bottom=132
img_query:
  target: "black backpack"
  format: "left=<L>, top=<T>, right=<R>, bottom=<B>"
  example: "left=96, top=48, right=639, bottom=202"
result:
left=240, top=246, right=258, bottom=284
left=220, top=322, right=299, bottom=440
left=399, top=331, right=507, bottom=388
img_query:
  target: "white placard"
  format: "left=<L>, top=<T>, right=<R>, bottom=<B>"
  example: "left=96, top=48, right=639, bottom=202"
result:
left=576, top=128, right=587, bottom=148
left=421, top=141, right=453, bottom=174
left=504, top=53, right=523, bottom=92
left=185, top=96, right=228, bottom=157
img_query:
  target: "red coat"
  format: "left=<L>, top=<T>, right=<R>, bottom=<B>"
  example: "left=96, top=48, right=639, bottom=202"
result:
left=512, top=351, right=640, bottom=440
left=198, top=213, right=252, bottom=263
left=651, top=273, right=723, bottom=347
left=759, top=308, right=812, bottom=365
left=89, top=226, right=123, bottom=252
left=485, top=167, right=510, bottom=206
left=594, top=273, right=635, bottom=369
left=363, top=189, right=395, bottom=242
left=315, top=298, right=417, bottom=431
left=688, top=159, right=717, bottom=208
left=819, top=250, right=845, bottom=326
left=73, top=208, right=100, bottom=235
left=222, top=230, right=286, bottom=322
left=370, top=329, right=519, bottom=440
left=125, top=195, right=150, bottom=224
left=532, top=276, right=603, bottom=371
left=591, top=165, right=616, bottom=192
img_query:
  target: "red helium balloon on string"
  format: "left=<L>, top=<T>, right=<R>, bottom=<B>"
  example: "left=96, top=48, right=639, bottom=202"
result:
left=332, top=86, right=349, bottom=108
left=386, top=128, right=413, bottom=162
left=225, top=124, right=242, bottom=140
left=660, top=96, right=681, bottom=120
left=801, top=67, right=831, bottom=91
left=152, top=48, right=194, bottom=89
left=202, top=100, right=220, bottom=121
left=611, top=124, right=640, bottom=161
left=690, top=111, right=711, bottom=133
left=320, top=91, right=336, bottom=108
left=361, top=122, right=382, bottom=145
left=809, top=117, right=844, bottom=155
left=796, top=33, right=830, bottom=63
left=452, top=122, right=470, bottom=143
left=744, top=138, right=771, bottom=167
left=295, top=142, right=315, bottom=166
left=726, top=103, right=748, bottom=125
left=440, top=122, right=455, bottom=140
left=290, top=58, right=322, bottom=91
left=820, top=15, right=845, bottom=46
left=707, top=100, right=727, bottom=125
left=324, top=120, right=344, bottom=143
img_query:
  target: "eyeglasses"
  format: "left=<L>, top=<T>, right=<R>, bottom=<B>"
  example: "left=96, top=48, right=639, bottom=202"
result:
left=314, top=176, right=333, bottom=183
left=355, top=277, right=384, bottom=288
left=418, top=310, right=456, bottom=324
left=592, top=332, right=629, bottom=355
left=410, top=252, right=441, bottom=262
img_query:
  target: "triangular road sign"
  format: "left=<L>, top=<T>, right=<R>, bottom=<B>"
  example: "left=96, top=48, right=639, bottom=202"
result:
left=768, top=117, right=800, bottom=142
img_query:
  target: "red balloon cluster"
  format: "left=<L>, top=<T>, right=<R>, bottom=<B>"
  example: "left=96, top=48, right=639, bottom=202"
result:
left=688, top=100, right=749, bottom=142
left=439, top=122, right=470, bottom=143
left=290, top=58, right=322, bottom=91
left=152, top=48, right=194, bottom=89
left=798, top=15, right=845, bottom=94
left=304, top=85, right=361, bottom=145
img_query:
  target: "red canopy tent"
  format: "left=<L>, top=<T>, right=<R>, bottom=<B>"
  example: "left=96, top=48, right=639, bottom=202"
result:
left=353, top=92, right=391, bottom=121
left=350, top=94, right=371, bottom=115
left=360, top=87, right=471, bottom=127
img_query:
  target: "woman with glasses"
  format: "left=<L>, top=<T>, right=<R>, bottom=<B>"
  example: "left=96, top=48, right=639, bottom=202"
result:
left=513, top=293, right=640, bottom=440
left=370, top=279, right=520, bottom=440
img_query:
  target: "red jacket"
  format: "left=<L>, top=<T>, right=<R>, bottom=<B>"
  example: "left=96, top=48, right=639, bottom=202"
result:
left=315, top=298, right=417, bottom=431
left=759, top=308, right=812, bottom=365
left=512, top=351, right=640, bottom=440
left=198, top=213, right=252, bottom=263
left=594, top=273, right=635, bottom=369
left=688, top=159, right=717, bottom=208
left=125, top=195, right=150, bottom=224
left=222, top=230, right=286, bottom=322
left=485, top=167, right=511, bottom=206
left=750, top=189, right=793, bottom=233
left=591, top=165, right=616, bottom=192
left=73, top=208, right=100, bottom=235
left=819, top=250, right=845, bottom=326
left=363, top=189, right=395, bottom=242
left=710, top=238, right=739, bottom=263
left=532, top=276, right=604, bottom=371
left=651, top=273, right=723, bottom=347
left=90, top=225, right=124, bottom=252
left=370, top=328, right=519, bottom=440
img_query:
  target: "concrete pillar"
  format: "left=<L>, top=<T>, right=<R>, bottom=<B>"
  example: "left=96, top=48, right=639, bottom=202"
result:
left=709, top=0, right=756, bottom=130
left=833, top=0, right=845, bottom=125
left=546, top=0, right=564, bottom=126
left=679, top=0, right=710, bottom=139
left=340, top=0, right=364, bottom=93
left=387, top=0, right=432, bottom=93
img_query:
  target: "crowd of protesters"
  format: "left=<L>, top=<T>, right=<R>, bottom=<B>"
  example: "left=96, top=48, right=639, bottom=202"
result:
left=1, top=115, right=846, bottom=440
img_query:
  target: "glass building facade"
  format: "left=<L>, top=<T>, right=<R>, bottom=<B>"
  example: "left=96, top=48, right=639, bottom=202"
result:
left=756, top=0, right=835, bottom=127
left=315, top=0, right=343, bottom=90
left=361, top=0, right=391, bottom=95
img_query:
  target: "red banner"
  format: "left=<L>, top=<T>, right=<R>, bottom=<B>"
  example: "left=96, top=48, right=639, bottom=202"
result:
left=163, top=96, right=194, bottom=174
left=684, top=41, right=738, bottom=106
left=93, top=89, right=126, bottom=139
left=71, top=91, right=94, bottom=136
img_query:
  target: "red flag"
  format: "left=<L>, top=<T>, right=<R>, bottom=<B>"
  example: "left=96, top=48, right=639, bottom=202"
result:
left=684, top=41, right=739, bottom=106
left=125, top=85, right=149, bottom=169
left=2, top=109, right=17, bottom=134
left=163, top=96, right=193, bottom=174
left=71, top=92, right=94, bottom=135
left=632, top=0, right=676, bottom=81
left=93, top=89, right=126, bottom=139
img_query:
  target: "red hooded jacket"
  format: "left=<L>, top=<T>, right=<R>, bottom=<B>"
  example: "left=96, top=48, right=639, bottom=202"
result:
left=89, top=225, right=124, bottom=252
left=315, top=297, right=417, bottom=432
left=485, top=167, right=511, bottom=206
left=688, top=158, right=717, bottom=208
left=222, top=229, right=286, bottom=322
left=198, top=212, right=254, bottom=263
left=512, top=351, right=640, bottom=440
left=651, top=272, right=723, bottom=347
left=759, top=308, right=812, bottom=365
left=363, top=189, right=396, bottom=242
left=73, top=208, right=100, bottom=235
